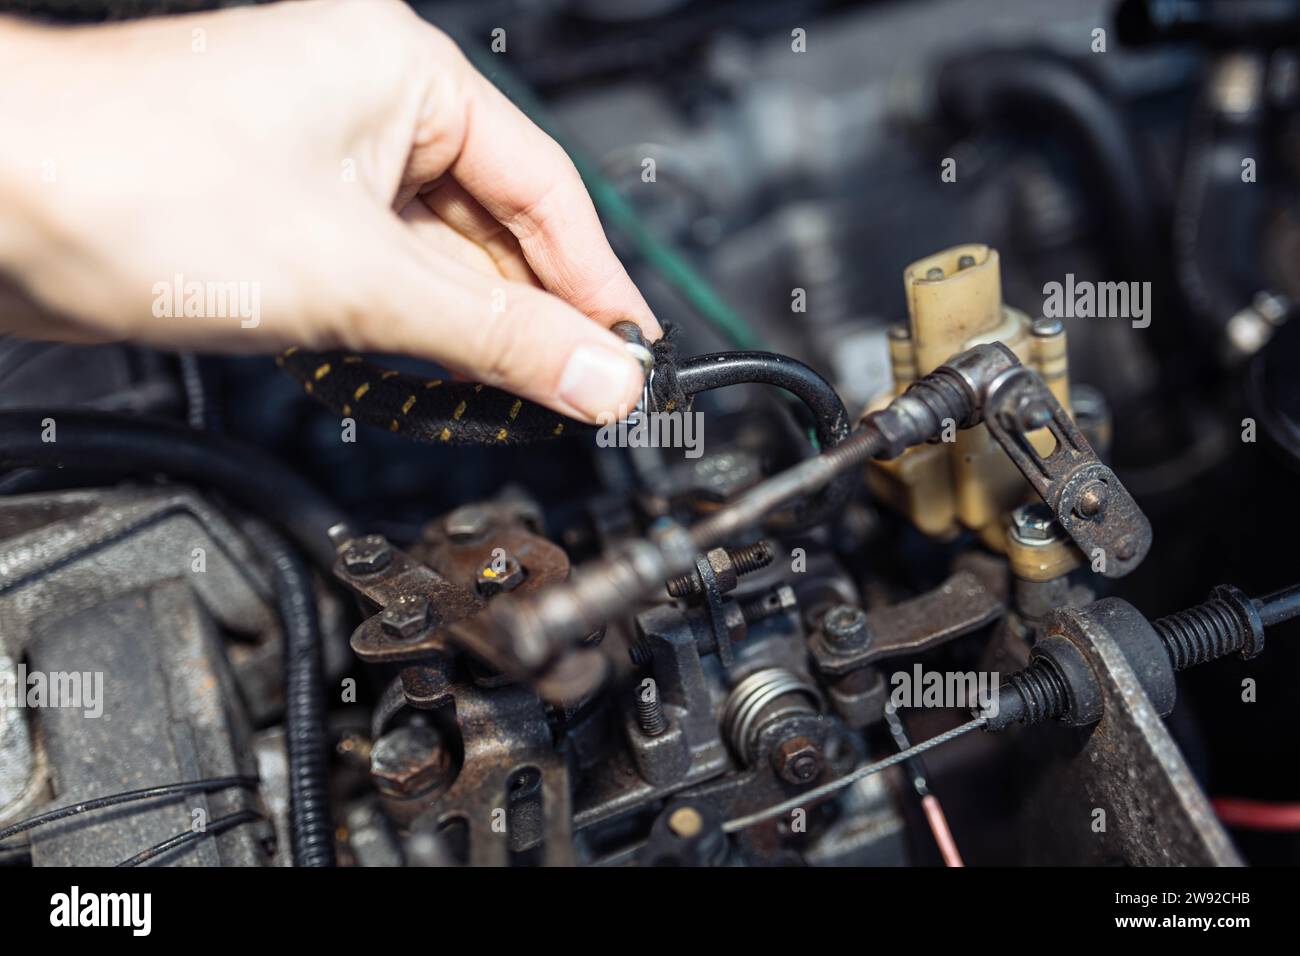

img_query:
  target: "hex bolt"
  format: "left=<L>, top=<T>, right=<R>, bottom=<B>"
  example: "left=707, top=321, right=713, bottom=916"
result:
left=957, top=254, right=977, bottom=270
left=666, top=541, right=773, bottom=599
left=342, top=535, right=392, bottom=575
left=1075, top=480, right=1109, bottom=519
left=444, top=505, right=491, bottom=542
left=925, top=266, right=945, bottom=280
left=636, top=680, right=667, bottom=736
left=822, top=603, right=871, bottom=650
left=379, top=594, right=432, bottom=641
left=370, top=724, right=451, bottom=798
left=1010, top=502, right=1061, bottom=544
left=771, top=735, right=823, bottom=785
left=476, top=553, right=526, bottom=596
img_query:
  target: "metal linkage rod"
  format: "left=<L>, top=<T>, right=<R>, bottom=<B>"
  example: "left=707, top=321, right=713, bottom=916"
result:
left=469, top=345, right=1017, bottom=687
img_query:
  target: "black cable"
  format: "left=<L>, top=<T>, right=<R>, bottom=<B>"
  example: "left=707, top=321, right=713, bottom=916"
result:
left=277, top=349, right=578, bottom=446
left=676, top=350, right=853, bottom=531
left=243, top=522, right=336, bottom=867
left=0, top=408, right=350, bottom=570
left=675, top=351, right=850, bottom=450
left=115, top=809, right=263, bottom=867
left=176, top=351, right=218, bottom=432
left=0, top=776, right=259, bottom=844
left=1257, top=582, right=1300, bottom=628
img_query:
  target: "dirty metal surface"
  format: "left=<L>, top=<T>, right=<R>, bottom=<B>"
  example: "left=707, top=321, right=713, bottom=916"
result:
left=1017, top=602, right=1240, bottom=866
left=809, top=571, right=1003, bottom=676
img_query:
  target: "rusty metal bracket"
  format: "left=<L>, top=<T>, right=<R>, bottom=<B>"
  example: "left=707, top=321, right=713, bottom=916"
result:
left=1017, top=600, right=1241, bottom=865
left=983, top=365, right=1152, bottom=578
left=809, top=571, right=1003, bottom=676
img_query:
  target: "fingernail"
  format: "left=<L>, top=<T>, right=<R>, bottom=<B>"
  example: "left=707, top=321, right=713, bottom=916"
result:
left=558, top=344, right=643, bottom=422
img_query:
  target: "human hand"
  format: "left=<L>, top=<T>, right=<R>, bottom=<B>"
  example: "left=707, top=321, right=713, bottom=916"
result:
left=0, top=0, right=659, bottom=423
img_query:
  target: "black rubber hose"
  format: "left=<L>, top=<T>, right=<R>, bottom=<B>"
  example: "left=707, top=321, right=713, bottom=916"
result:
left=936, top=47, right=1165, bottom=281
left=676, top=350, right=854, bottom=532
left=676, top=351, right=850, bottom=449
left=244, top=522, right=336, bottom=867
left=0, top=409, right=350, bottom=569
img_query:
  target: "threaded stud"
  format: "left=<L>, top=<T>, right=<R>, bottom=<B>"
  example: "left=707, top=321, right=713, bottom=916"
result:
left=1154, top=598, right=1246, bottom=670
left=636, top=682, right=667, bottom=736
left=1006, top=658, right=1069, bottom=725
left=666, top=541, right=774, bottom=598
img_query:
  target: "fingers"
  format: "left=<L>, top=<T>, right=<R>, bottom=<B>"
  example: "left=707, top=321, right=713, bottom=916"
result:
left=408, top=33, right=661, bottom=341
left=342, top=210, right=646, bottom=424
left=398, top=195, right=537, bottom=285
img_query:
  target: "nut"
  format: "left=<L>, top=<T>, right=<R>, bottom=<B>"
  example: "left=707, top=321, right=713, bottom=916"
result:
left=1010, top=502, right=1060, bottom=544
left=771, top=735, right=823, bottom=785
left=342, top=535, right=392, bottom=575
left=999, top=389, right=1053, bottom=433
left=476, top=554, right=526, bottom=596
left=370, top=724, right=451, bottom=798
left=379, top=594, right=432, bottom=641
left=705, top=547, right=738, bottom=594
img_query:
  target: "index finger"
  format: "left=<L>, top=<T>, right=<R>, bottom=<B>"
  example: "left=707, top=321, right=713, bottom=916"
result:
left=410, top=37, right=661, bottom=340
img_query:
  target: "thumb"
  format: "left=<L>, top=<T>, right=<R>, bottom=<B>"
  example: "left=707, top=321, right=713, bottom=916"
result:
left=341, top=219, right=646, bottom=425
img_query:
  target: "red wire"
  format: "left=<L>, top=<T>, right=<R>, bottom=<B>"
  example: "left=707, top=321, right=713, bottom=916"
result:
left=921, top=794, right=965, bottom=866
left=1212, top=797, right=1300, bottom=831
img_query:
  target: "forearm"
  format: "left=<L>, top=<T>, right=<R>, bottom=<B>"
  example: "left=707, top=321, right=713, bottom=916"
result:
left=0, top=16, right=57, bottom=281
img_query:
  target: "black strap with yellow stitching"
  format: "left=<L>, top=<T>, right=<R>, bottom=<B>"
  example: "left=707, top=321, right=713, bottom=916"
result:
left=277, top=349, right=581, bottom=445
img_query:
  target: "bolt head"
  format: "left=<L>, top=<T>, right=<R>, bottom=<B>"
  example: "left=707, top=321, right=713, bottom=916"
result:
left=379, top=594, right=432, bottom=641
left=1011, top=502, right=1059, bottom=543
left=772, top=736, right=823, bottom=785
left=476, top=554, right=526, bottom=596
left=342, top=535, right=392, bottom=575
left=1075, top=480, right=1109, bottom=519
left=370, top=724, right=451, bottom=797
left=444, top=505, right=491, bottom=542
left=823, top=603, right=869, bottom=649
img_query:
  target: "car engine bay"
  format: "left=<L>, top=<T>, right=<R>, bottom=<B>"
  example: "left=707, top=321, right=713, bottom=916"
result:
left=1, top=0, right=1299, bottom=870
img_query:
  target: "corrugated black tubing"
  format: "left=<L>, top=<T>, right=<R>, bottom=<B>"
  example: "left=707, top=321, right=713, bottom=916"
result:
left=0, top=408, right=344, bottom=865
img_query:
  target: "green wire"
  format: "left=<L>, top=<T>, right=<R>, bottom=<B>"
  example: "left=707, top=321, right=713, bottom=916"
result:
left=465, top=46, right=765, bottom=352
